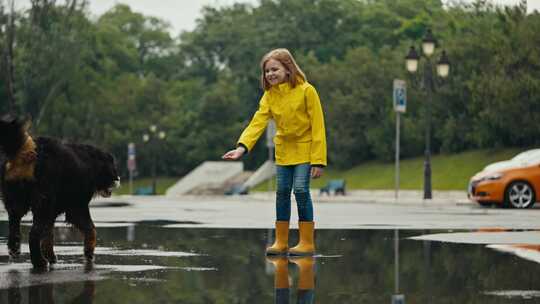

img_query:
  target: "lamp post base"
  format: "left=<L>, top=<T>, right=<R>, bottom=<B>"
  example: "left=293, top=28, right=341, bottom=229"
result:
left=423, top=159, right=432, bottom=200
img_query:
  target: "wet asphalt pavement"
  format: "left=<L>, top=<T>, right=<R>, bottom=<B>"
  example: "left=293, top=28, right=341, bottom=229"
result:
left=1, top=196, right=540, bottom=303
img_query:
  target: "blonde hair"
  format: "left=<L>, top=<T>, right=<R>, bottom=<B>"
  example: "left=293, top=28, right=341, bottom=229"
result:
left=260, top=48, right=306, bottom=90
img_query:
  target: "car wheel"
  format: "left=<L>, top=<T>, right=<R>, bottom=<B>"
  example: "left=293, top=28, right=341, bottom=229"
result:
left=505, top=181, right=536, bottom=209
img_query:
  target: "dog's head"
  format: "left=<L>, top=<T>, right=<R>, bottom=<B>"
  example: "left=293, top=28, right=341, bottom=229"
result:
left=0, top=114, right=31, bottom=158
left=95, top=151, right=121, bottom=197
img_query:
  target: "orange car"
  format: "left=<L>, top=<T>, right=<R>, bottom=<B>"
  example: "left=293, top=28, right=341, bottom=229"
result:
left=468, top=149, right=540, bottom=208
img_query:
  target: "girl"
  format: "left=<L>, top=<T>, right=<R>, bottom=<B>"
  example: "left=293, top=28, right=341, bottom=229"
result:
left=222, top=48, right=327, bottom=256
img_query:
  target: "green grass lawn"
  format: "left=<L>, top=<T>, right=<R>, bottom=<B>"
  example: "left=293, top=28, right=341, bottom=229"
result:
left=253, top=148, right=522, bottom=191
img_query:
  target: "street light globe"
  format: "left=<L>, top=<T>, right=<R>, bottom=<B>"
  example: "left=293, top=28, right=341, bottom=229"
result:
left=422, top=42, right=435, bottom=57
left=437, top=63, right=450, bottom=78
left=422, top=29, right=436, bottom=57
left=405, top=46, right=420, bottom=73
left=406, top=59, right=419, bottom=73
left=158, top=131, right=166, bottom=139
left=143, top=134, right=150, bottom=142
left=437, top=50, right=450, bottom=78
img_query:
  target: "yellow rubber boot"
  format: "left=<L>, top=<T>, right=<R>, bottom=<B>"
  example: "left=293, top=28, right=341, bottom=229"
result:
left=289, top=221, right=315, bottom=256
left=266, top=221, right=289, bottom=255
left=290, top=256, right=315, bottom=290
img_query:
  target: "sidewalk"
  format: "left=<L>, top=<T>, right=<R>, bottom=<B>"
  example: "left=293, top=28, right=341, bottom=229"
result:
left=84, top=191, right=537, bottom=230
left=3, top=190, right=540, bottom=230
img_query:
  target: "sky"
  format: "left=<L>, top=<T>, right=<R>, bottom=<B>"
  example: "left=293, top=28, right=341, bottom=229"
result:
left=14, top=0, right=540, bottom=36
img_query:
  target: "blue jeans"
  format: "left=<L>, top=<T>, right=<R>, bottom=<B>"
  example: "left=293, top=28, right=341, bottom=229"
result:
left=276, top=163, right=313, bottom=222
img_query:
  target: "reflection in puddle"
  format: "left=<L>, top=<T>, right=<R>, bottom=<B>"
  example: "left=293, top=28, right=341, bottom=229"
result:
left=0, top=262, right=212, bottom=289
left=488, top=244, right=540, bottom=264
left=0, top=261, right=214, bottom=304
left=266, top=256, right=315, bottom=303
left=0, top=264, right=105, bottom=290
left=1, top=223, right=540, bottom=303
left=7, top=280, right=96, bottom=304
left=410, top=230, right=540, bottom=302
left=411, top=230, right=540, bottom=265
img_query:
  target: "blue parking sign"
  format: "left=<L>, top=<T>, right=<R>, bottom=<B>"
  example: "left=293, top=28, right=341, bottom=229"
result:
left=127, top=143, right=136, bottom=171
left=392, top=294, right=405, bottom=304
left=393, top=79, right=407, bottom=113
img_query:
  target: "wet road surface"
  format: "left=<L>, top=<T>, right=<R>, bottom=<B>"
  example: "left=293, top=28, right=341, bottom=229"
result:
left=4, top=195, right=539, bottom=230
left=2, top=221, right=540, bottom=303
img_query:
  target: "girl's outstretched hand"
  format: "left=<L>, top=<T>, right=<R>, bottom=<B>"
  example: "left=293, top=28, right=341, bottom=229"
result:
left=311, top=166, right=323, bottom=179
left=222, top=147, right=246, bottom=160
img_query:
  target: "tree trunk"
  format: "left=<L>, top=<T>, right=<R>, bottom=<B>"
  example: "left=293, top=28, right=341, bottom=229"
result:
left=2, top=0, right=16, bottom=112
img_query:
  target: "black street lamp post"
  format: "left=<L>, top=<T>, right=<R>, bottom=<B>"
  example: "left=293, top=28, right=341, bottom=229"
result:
left=405, top=29, right=450, bottom=200
left=143, top=125, right=166, bottom=195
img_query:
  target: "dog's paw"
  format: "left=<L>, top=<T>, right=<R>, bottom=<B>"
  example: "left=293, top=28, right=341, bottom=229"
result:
left=84, top=254, right=95, bottom=262
left=42, top=247, right=58, bottom=264
left=46, top=254, right=58, bottom=264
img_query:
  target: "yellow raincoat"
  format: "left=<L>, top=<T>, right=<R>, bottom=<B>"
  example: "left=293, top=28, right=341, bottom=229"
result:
left=237, top=80, right=327, bottom=167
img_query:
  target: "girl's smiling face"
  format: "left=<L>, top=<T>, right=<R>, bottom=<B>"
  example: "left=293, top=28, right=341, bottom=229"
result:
left=264, top=59, right=289, bottom=86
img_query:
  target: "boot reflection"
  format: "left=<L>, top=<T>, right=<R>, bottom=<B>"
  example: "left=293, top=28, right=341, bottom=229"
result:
left=266, top=256, right=290, bottom=304
left=290, top=256, right=315, bottom=304
left=267, top=256, right=316, bottom=304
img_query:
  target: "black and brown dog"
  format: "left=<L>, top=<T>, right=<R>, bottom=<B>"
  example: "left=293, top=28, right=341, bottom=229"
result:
left=0, top=115, right=120, bottom=268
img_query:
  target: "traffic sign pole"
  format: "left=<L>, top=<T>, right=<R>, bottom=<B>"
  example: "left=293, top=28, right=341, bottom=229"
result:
left=395, top=112, right=400, bottom=200
left=393, top=80, right=407, bottom=201
left=127, top=143, right=136, bottom=195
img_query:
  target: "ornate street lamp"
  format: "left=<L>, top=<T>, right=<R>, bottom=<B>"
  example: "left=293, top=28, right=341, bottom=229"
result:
left=143, top=125, right=166, bottom=194
left=405, top=46, right=420, bottom=73
left=405, top=29, right=451, bottom=199
left=437, top=50, right=450, bottom=78
left=421, top=29, right=436, bottom=57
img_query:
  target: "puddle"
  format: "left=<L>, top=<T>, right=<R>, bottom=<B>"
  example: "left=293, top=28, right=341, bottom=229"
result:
left=0, top=223, right=540, bottom=303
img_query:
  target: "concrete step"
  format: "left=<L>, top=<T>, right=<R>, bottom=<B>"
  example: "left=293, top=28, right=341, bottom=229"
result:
left=165, top=161, right=244, bottom=196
